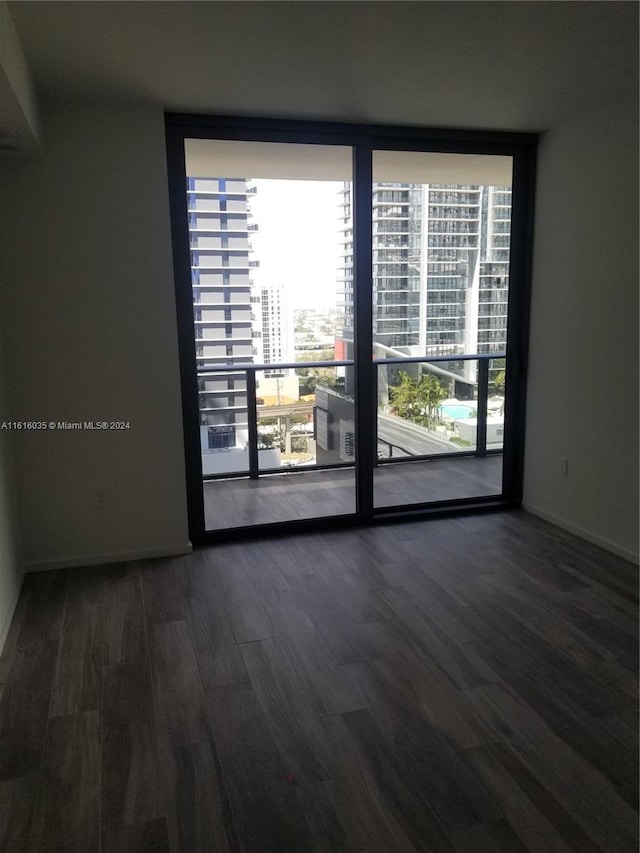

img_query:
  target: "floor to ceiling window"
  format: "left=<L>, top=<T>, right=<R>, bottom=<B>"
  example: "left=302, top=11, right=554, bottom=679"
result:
left=368, top=150, right=512, bottom=509
left=166, top=117, right=536, bottom=543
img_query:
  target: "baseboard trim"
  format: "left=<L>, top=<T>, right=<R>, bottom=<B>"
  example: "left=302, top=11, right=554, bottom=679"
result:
left=25, top=542, right=193, bottom=573
left=0, top=577, right=23, bottom=657
left=522, top=502, right=639, bottom=565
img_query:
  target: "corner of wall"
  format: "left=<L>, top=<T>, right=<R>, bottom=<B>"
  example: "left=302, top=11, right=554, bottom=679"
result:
left=524, top=98, right=639, bottom=561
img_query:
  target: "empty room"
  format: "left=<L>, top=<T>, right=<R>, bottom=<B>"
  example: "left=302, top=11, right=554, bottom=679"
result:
left=0, top=2, right=637, bottom=851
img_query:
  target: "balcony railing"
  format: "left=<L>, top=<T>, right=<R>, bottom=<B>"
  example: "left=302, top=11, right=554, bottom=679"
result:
left=197, top=352, right=504, bottom=481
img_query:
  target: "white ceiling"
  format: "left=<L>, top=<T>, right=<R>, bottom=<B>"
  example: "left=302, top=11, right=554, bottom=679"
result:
left=185, top=139, right=513, bottom=184
left=5, top=1, right=640, bottom=136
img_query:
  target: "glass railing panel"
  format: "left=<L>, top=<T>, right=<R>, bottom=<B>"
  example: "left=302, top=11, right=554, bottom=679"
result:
left=198, top=369, right=251, bottom=477
left=256, top=363, right=355, bottom=472
left=376, top=360, right=478, bottom=461
left=487, top=356, right=506, bottom=451
left=374, top=357, right=503, bottom=508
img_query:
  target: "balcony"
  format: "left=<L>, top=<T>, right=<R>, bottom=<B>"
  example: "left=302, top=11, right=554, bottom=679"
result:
left=197, top=353, right=505, bottom=531
left=203, top=456, right=502, bottom=529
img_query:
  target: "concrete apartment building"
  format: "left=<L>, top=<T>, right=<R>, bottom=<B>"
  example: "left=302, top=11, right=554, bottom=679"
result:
left=337, top=181, right=511, bottom=389
left=189, top=175, right=298, bottom=471
left=189, top=176, right=255, bottom=461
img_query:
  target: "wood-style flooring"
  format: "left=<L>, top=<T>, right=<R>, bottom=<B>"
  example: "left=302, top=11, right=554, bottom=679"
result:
left=0, top=510, right=637, bottom=852
left=204, top=455, right=503, bottom=529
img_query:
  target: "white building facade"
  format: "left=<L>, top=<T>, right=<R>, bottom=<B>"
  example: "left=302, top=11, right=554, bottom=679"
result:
left=337, top=182, right=512, bottom=388
left=188, top=176, right=258, bottom=470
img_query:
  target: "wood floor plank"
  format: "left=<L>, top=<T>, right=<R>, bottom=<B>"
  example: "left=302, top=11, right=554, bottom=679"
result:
left=104, top=563, right=146, bottom=666
left=349, top=525, right=409, bottom=565
left=0, top=589, right=30, bottom=688
left=331, top=539, right=393, bottom=590
left=148, top=620, right=210, bottom=750
left=258, top=536, right=316, bottom=577
left=182, top=570, right=248, bottom=690
left=461, top=683, right=639, bottom=852
left=449, top=819, right=531, bottom=853
left=564, top=586, right=639, bottom=638
left=288, top=572, right=381, bottom=664
left=460, top=742, right=592, bottom=853
left=141, top=558, right=186, bottom=625
left=103, top=818, right=170, bottom=853
left=102, top=660, right=166, bottom=840
left=50, top=567, right=105, bottom=717
left=29, top=710, right=101, bottom=853
left=360, top=618, right=493, bottom=749
left=162, top=740, right=232, bottom=853
left=240, top=637, right=341, bottom=784
left=0, top=772, right=40, bottom=853
left=343, top=660, right=502, bottom=832
left=210, top=559, right=274, bottom=644
left=292, top=781, right=351, bottom=853
left=240, top=548, right=298, bottom=606
left=468, top=636, right=637, bottom=790
left=379, top=586, right=499, bottom=689
left=321, top=773, right=420, bottom=853
left=0, top=639, right=58, bottom=779
left=477, top=570, right=638, bottom=667
left=556, top=549, right=638, bottom=603
left=338, top=708, right=457, bottom=852
left=315, top=561, right=394, bottom=624
left=207, top=681, right=311, bottom=852
left=16, top=570, right=67, bottom=647
left=434, top=601, right=504, bottom=644
left=469, top=623, right=633, bottom=718
left=266, top=602, right=366, bottom=716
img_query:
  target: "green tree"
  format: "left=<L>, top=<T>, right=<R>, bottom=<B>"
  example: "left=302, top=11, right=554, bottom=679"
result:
left=295, top=348, right=338, bottom=396
left=258, top=427, right=286, bottom=451
left=416, top=373, right=448, bottom=427
left=389, top=371, right=419, bottom=420
left=389, top=371, right=447, bottom=428
left=493, top=369, right=506, bottom=394
left=491, top=358, right=506, bottom=394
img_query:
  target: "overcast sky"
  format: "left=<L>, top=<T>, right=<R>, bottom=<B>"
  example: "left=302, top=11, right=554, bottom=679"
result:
left=248, top=179, right=343, bottom=311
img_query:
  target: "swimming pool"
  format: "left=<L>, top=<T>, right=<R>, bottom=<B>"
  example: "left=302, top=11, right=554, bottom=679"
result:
left=440, top=404, right=476, bottom=419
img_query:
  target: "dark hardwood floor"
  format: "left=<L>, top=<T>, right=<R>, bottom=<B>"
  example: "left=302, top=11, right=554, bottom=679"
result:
left=204, top=455, right=503, bottom=529
left=0, top=510, right=637, bottom=852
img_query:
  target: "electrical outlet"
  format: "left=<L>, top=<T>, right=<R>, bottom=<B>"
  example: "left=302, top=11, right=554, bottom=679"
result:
left=559, top=457, right=569, bottom=477
left=96, top=488, right=106, bottom=508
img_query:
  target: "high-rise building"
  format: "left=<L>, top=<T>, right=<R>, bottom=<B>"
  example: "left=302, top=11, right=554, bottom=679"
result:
left=259, top=284, right=293, bottom=374
left=255, top=282, right=299, bottom=403
left=337, top=182, right=512, bottom=388
left=477, top=187, right=511, bottom=370
left=187, top=177, right=258, bottom=466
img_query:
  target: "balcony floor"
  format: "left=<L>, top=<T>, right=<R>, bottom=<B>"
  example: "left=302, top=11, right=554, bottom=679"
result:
left=204, top=454, right=502, bottom=530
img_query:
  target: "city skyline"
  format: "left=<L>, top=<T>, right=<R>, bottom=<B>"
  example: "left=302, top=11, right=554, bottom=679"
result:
left=188, top=171, right=512, bottom=474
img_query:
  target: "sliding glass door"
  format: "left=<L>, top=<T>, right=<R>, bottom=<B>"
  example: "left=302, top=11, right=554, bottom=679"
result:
left=369, top=150, right=513, bottom=508
left=183, top=140, right=357, bottom=531
left=165, top=116, right=535, bottom=542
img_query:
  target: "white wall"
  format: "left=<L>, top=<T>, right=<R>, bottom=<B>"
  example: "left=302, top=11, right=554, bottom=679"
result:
left=0, top=104, right=190, bottom=569
left=0, top=325, right=24, bottom=650
left=524, top=99, right=639, bottom=562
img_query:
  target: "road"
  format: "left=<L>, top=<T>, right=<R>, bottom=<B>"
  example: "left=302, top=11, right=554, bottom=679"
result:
left=377, top=412, right=457, bottom=457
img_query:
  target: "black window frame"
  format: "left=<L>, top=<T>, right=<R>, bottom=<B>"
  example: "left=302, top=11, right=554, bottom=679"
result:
left=165, top=113, right=536, bottom=545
